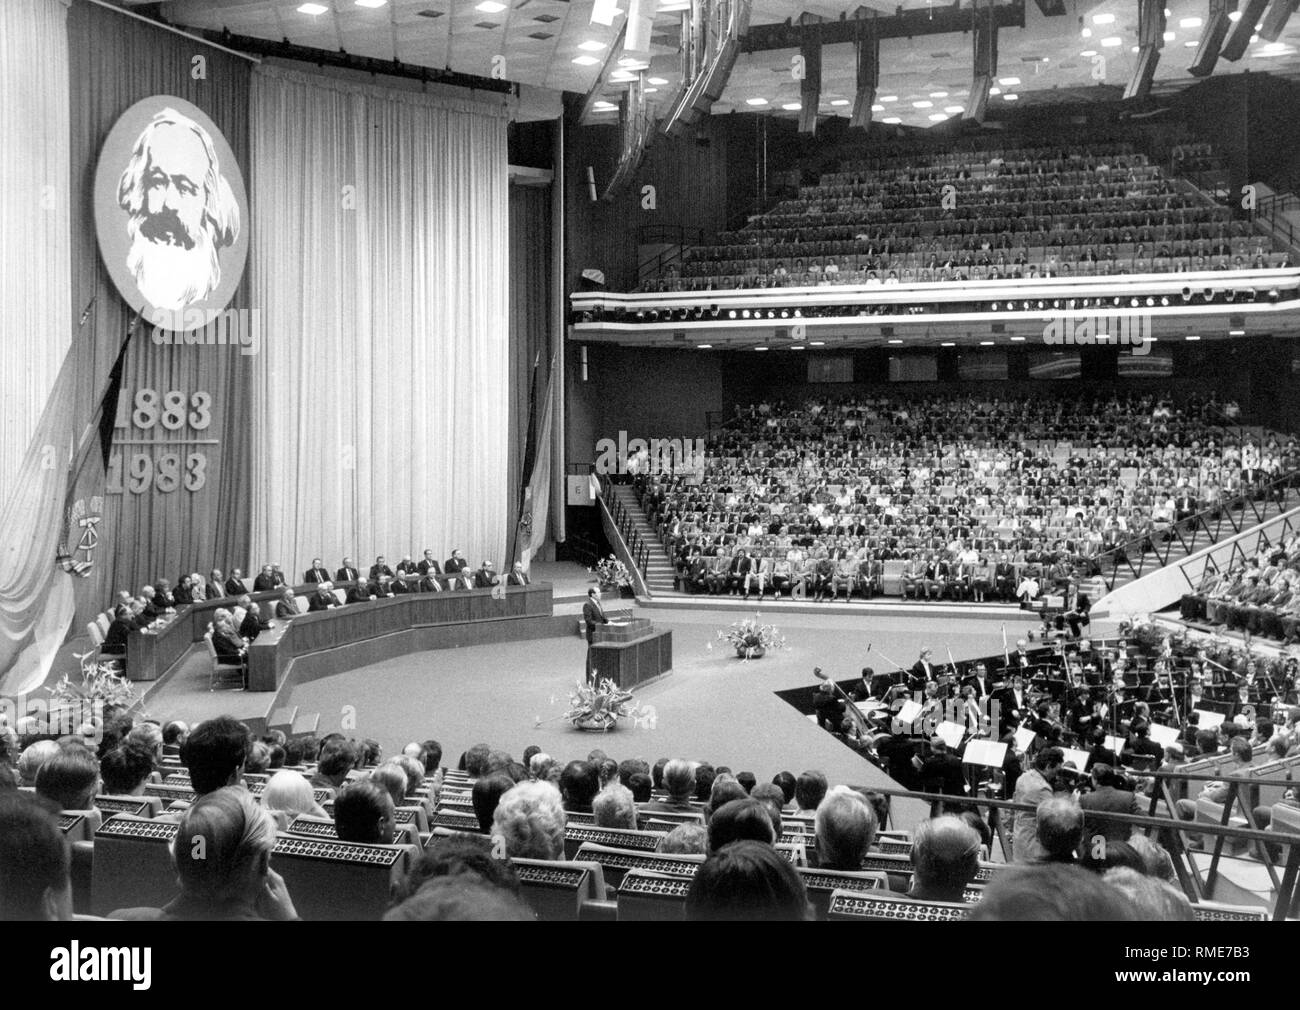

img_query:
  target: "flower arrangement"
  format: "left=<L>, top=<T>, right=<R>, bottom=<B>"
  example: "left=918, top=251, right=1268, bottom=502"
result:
left=717, top=614, right=787, bottom=660
left=592, top=554, right=633, bottom=590
left=564, top=678, right=650, bottom=732
left=42, top=657, right=142, bottom=738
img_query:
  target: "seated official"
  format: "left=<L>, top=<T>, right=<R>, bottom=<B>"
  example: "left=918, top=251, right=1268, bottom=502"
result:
left=274, top=587, right=299, bottom=620
left=507, top=562, right=530, bottom=586
left=237, top=595, right=271, bottom=641
left=336, top=557, right=360, bottom=583
left=304, top=558, right=331, bottom=584
left=474, top=560, right=500, bottom=589
left=417, top=550, right=442, bottom=576
left=394, top=555, right=419, bottom=578
left=172, top=575, right=194, bottom=606
left=111, top=788, right=298, bottom=922
left=390, top=572, right=411, bottom=593
left=210, top=610, right=247, bottom=665
left=252, top=565, right=282, bottom=593
left=370, top=575, right=397, bottom=599
left=346, top=579, right=373, bottom=604
left=103, top=604, right=138, bottom=656
left=444, top=550, right=473, bottom=590
left=419, top=570, right=444, bottom=593
left=308, top=583, right=338, bottom=611
left=152, top=579, right=177, bottom=612
left=369, top=556, right=394, bottom=581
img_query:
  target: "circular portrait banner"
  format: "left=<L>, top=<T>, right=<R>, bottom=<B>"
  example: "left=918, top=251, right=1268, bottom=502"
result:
left=93, top=96, right=249, bottom=331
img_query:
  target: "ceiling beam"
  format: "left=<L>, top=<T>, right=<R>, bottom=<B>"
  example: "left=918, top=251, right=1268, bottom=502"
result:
left=740, top=0, right=1026, bottom=52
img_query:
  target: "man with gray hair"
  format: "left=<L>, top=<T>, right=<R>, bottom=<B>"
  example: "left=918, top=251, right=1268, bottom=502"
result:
left=593, top=782, right=637, bottom=829
left=1034, top=797, right=1084, bottom=864
left=908, top=815, right=982, bottom=901
left=814, top=785, right=878, bottom=870
left=644, top=759, right=696, bottom=813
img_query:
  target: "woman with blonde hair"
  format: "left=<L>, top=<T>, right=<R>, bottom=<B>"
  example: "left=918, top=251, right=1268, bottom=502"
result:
left=262, top=769, right=328, bottom=826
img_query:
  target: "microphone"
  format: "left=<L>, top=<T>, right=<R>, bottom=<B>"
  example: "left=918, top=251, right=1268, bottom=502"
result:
left=79, top=295, right=97, bottom=326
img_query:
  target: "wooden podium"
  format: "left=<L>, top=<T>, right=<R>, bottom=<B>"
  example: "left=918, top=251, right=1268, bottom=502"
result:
left=590, top=618, right=672, bottom=689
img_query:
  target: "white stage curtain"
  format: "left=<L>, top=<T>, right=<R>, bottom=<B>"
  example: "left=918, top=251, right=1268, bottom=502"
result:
left=248, top=67, right=510, bottom=573
left=0, top=0, right=70, bottom=506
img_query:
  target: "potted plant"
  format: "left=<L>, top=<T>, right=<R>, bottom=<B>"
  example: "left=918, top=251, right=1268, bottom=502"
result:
left=563, top=678, right=648, bottom=732
left=717, top=614, right=787, bottom=660
left=592, top=554, right=634, bottom=597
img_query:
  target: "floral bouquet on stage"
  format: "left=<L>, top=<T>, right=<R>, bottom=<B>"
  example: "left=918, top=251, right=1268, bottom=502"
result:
left=565, top=678, right=650, bottom=732
left=717, top=614, right=787, bottom=660
left=592, top=554, right=633, bottom=592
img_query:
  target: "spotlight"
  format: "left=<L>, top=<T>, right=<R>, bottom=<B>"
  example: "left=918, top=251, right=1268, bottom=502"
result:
left=1203, top=289, right=1214, bottom=302
left=1146, top=297, right=1156, bottom=307
left=1181, top=287, right=1193, bottom=302
left=728, top=309, right=737, bottom=319
left=1160, top=296, right=1170, bottom=306
left=1269, top=287, right=1280, bottom=302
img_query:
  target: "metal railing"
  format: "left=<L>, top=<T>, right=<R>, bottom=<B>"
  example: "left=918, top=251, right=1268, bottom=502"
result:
left=1089, top=467, right=1300, bottom=593
left=1256, top=191, right=1300, bottom=254
left=598, top=474, right=651, bottom=581
left=637, top=224, right=707, bottom=284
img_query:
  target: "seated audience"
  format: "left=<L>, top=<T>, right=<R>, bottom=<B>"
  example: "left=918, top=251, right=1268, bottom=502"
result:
left=685, top=840, right=811, bottom=921
left=491, top=781, right=566, bottom=861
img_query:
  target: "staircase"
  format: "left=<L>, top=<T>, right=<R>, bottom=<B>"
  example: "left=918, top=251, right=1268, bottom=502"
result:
left=607, top=484, right=677, bottom=596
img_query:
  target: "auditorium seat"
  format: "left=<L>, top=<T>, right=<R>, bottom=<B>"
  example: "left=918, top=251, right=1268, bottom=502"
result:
left=562, top=824, right=667, bottom=859
left=796, top=866, right=889, bottom=919
left=96, top=795, right=163, bottom=818
left=637, top=809, right=704, bottom=831
left=511, top=858, right=607, bottom=921
left=571, top=842, right=704, bottom=889
left=1191, top=900, right=1268, bottom=922
left=203, top=632, right=245, bottom=691
left=284, top=814, right=420, bottom=847
left=270, top=835, right=419, bottom=921
left=615, top=869, right=693, bottom=921
left=825, top=889, right=969, bottom=921
left=91, top=815, right=180, bottom=916
left=57, top=810, right=102, bottom=843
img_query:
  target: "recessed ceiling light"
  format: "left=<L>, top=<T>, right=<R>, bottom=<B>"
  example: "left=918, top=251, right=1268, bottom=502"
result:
left=1092, top=13, right=1115, bottom=24
left=999, top=77, right=1020, bottom=86
left=572, top=55, right=601, bottom=66
left=578, top=40, right=606, bottom=52
left=745, top=97, right=768, bottom=106
left=882, top=116, right=901, bottom=124
left=809, top=341, right=825, bottom=346
left=696, top=343, right=712, bottom=349
left=930, top=90, right=949, bottom=98
left=297, top=2, right=328, bottom=13
left=944, top=105, right=963, bottom=113
left=1081, top=49, right=1097, bottom=56
left=887, top=339, right=903, bottom=344
left=790, top=345, right=805, bottom=350
left=913, top=100, right=933, bottom=108
left=475, top=1, right=506, bottom=12
left=1101, top=36, right=1122, bottom=47
left=1003, top=93, right=1019, bottom=101
left=1180, top=17, right=1203, bottom=29
left=355, top=0, right=387, bottom=7
left=647, top=77, right=668, bottom=86
left=941, top=342, right=956, bottom=347
left=754, top=346, right=768, bottom=352
left=1229, top=329, right=1245, bottom=336
left=830, top=99, right=850, bottom=106
left=879, top=95, right=898, bottom=102
left=1010, top=336, right=1026, bottom=342
left=1185, top=335, right=1201, bottom=341
left=781, top=102, right=801, bottom=111
left=979, top=340, right=995, bottom=346
left=928, top=113, right=948, bottom=121
left=871, top=103, right=885, bottom=111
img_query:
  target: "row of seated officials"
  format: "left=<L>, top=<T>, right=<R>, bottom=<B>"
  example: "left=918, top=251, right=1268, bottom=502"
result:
left=99, top=550, right=535, bottom=659
left=3, top=710, right=1281, bottom=921
left=1181, top=533, right=1300, bottom=644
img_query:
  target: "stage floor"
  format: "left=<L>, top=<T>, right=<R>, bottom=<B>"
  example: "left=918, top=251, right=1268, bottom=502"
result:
left=270, top=603, right=1035, bottom=831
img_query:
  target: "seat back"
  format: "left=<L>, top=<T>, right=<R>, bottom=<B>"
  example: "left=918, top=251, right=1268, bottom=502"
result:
left=430, top=809, right=482, bottom=832
left=271, top=835, right=415, bottom=921
left=95, top=612, right=111, bottom=637
left=796, top=866, right=888, bottom=919
left=284, top=814, right=419, bottom=847
left=511, top=858, right=606, bottom=920
left=572, top=842, right=704, bottom=888
left=563, top=825, right=666, bottom=860
left=86, top=622, right=105, bottom=647
left=1192, top=900, right=1268, bottom=922
left=58, top=810, right=102, bottom=842
left=96, top=795, right=163, bottom=818
left=91, top=815, right=180, bottom=916
left=616, top=869, right=693, bottom=921
left=826, top=889, right=969, bottom=921
left=636, top=808, right=704, bottom=830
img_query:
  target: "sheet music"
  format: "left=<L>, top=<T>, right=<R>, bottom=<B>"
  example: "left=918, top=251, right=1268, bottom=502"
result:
left=1194, top=709, right=1225, bottom=729
left=1060, top=747, right=1091, bottom=772
left=963, top=740, right=1008, bottom=768
left=935, top=721, right=965, bottom=749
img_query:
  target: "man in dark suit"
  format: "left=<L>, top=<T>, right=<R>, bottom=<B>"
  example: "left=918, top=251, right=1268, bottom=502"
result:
left=171, top=576, right=193, bottom=606
left=582, top=589, right=608, bottom=644
left=347, top=579, right=373, bottom=604
left=910, top=648, right=937, bottom=692
left=417, top=550, right=442, bottom=577
left=474, top=560, right=500, bottom=589
left=371, top=574, right=397, bottom=599
left=237, top=595, right=271, bottom=641
left=336, top=558, right=360, bottom=583
left=304, top=559, right=331, bottom=584
left=419, top=571, right=444, bottom=593
left=224, top=569, right=246, bottom=597
left=993, top=674, right=1028, bottom=735
left=917, top=737, right=968, bottom=813
left=308, top=585, right=338, bottom=612
left=102, top=604, right=138, bottom=656
left=369, top=556, right=394, bottom=581
left=252, top=565, right=281, bottom=593
left=394, top=555, right=419, bottom=579
left=1078, top=763, right=1145, bottom=842
left=207, top=569, right=227, bottom=600
left=507, top=562, right=530, bottom=586
left=726, top=549, right=752, bottom=596
left=390, top=573, right=411, bottom=594
left=444, top=550, right=472, bottom=590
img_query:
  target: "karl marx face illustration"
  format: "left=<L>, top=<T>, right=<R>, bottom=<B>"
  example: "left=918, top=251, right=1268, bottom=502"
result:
left=116, top=108, right=240, bottom=312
